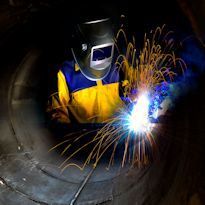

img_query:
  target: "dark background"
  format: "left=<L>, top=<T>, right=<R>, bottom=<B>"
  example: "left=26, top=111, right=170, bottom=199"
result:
left=0, top=0, right=199, bottom=64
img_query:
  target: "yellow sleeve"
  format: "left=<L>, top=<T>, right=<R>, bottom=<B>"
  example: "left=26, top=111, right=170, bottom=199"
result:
left=47, top=70, right=70, bottom=123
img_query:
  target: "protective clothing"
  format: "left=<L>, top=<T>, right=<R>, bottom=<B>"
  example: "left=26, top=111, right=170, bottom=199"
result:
left=47, top=61, right=124, bottom=124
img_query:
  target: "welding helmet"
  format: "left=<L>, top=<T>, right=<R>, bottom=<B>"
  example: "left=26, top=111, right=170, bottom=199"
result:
left=71, top=18, right=115, bottom=81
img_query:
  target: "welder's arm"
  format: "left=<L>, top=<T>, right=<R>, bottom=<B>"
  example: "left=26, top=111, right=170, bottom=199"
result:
left=47, top=70, right=71, bottom=124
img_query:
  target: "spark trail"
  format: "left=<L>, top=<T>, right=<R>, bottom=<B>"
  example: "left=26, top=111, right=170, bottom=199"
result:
left=49, top=25, right=186, bottom=171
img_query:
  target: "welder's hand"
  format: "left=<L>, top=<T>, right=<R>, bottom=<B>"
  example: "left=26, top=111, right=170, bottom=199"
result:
left=158, top=98, right=172, bottom=117
left=151, top=97, right=172, bottom=124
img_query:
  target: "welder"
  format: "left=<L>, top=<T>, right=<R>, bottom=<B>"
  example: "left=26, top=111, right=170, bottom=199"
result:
left=47, top=12, right=124, bottom=129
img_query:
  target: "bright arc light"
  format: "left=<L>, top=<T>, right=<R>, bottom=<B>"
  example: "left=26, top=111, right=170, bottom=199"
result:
left=128, top=93, right=152, bottom=134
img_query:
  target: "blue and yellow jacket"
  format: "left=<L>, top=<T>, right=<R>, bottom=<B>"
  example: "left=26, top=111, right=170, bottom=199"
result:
left=48, top=60, right=124, bottom=124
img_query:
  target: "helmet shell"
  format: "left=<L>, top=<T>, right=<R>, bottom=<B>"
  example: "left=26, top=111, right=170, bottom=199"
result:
left=71, top=18, right=114, bottom=81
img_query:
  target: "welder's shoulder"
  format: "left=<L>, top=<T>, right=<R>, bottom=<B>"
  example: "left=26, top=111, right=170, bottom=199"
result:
left=59, top=60, right=75, bottom=74
left=57, top=60, right=77, bottom=85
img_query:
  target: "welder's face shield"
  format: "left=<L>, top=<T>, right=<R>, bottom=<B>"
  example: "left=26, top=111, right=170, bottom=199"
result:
left=90, top=43, right=114, bottom=71
left=71, top=18, right=115, bottom=81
